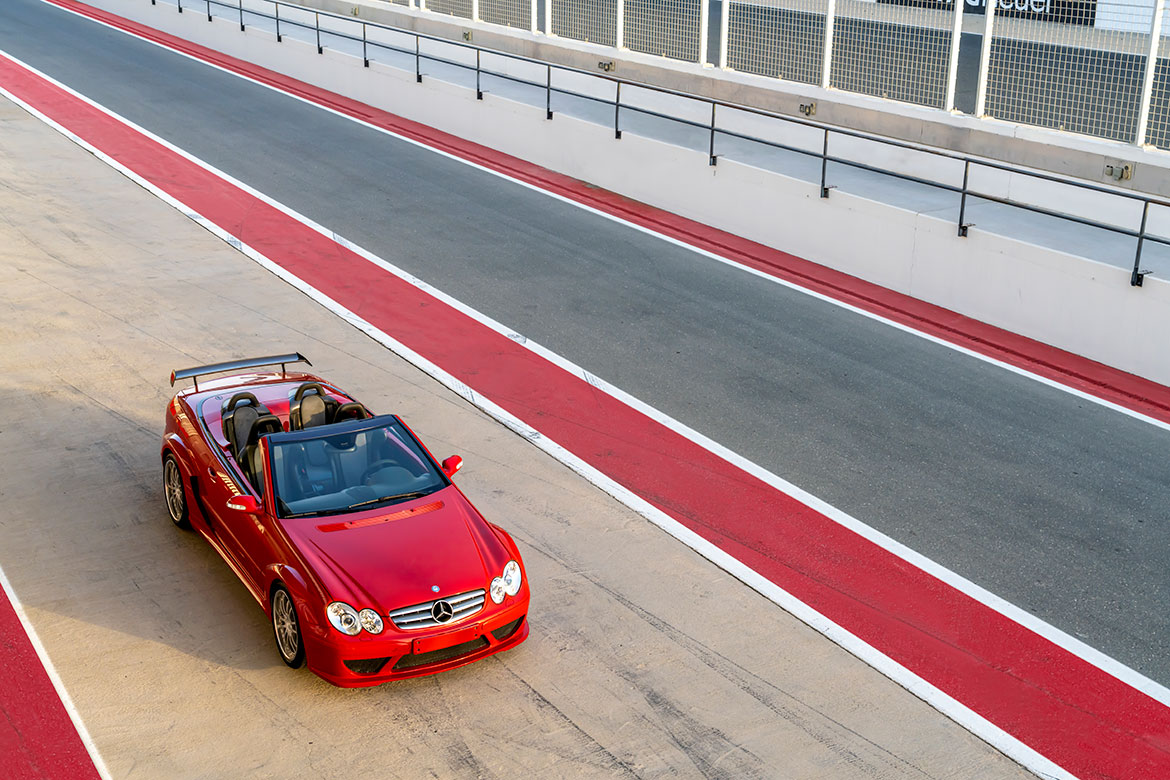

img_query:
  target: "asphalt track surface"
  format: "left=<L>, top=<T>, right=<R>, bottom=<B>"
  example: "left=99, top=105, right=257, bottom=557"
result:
left=2, top=0, right=1168, bottom=686
left=0, top=89, right=1034, bottom=779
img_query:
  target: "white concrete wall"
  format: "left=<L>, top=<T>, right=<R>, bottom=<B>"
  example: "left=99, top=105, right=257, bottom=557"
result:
left=80, top=0, right=1170, bottom=385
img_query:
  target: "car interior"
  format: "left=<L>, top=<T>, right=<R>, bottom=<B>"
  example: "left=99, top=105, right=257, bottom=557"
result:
left=221, top=392, right=283, bottom=496
left=219, top=383, right=374, bottom=497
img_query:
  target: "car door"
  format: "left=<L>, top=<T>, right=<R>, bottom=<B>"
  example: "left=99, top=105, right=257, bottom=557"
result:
left=201, top=454, right=265, bottom=592
left=218, top=439, right=281, bottom=594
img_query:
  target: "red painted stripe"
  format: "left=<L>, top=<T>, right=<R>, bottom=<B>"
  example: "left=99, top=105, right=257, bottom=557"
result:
left=0, top=586, right=101, bottom=780
left=45, top=0, right=1170, bottom=428
left=5, top=12, right=1170, bottom=779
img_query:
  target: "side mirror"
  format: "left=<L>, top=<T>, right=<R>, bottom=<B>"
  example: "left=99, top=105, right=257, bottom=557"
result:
left=227, top=495, right=261, bottom=514
left=441, top=455, right=463, bottom=478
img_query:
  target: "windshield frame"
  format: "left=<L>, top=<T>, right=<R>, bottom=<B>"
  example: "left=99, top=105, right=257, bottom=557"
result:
left=266, top=415, right=451, bottom=519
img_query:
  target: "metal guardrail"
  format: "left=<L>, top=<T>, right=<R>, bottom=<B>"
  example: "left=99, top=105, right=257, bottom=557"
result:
left=160, top=0, right=1170, bottom=286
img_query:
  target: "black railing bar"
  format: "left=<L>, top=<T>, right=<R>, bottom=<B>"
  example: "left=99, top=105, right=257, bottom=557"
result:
left=612, top=103, right=714, bottom=133
left=948, top=191, right=1152, bottom=240
left=711, top=123, right=1161, bottom=237
left=826, top=156, right=966, bottom=195
left=227, top=0, right=1170, bottom=217
left=705, top=126, right=825, bottom=160
left=411, top=50, right=498, bottom=72
left=217, top=3, right=312, bottom=32
left=477, top=71, right=622, bottom=107
left=705, top=99, right=1170, bottom=208
left=828, top=155, right=1152, bottom=238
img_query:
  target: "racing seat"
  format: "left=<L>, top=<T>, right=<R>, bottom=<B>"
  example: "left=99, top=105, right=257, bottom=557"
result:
left=240, top=413, right=282, bottom=496
left=223, top=392, right=267, bottom=462
left=289, top=383, right=336, bottom=430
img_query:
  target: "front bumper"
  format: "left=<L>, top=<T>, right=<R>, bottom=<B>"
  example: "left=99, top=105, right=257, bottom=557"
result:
left=304, top=594, right=529, bottom=687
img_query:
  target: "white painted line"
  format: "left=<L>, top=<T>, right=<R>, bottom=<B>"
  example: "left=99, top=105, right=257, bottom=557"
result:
left=0, top=562, right=113, bottom=780
left=37, top=0, right=1170, bottom=437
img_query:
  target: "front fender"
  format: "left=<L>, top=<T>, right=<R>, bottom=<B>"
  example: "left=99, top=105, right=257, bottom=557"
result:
left=266, top=563, right=333, bottom=649
left=160, top=432, right=210, bottom=528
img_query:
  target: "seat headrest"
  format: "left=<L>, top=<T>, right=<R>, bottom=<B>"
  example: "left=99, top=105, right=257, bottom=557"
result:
left=251, top=414, right=283, bottom=444
left=299, top=394, right=328, bottom=429
left=290, top=382, right=334, bottom=430
left=333, top=402, right=369, bottom=423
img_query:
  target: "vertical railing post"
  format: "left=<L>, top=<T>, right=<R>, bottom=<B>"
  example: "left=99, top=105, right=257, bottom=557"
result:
left=708, top=103, right=717, bottom=165
left=206, top=0, right=211, bottom=21
left=820, top=128, right=831, bottom=197
left=545, top=0, right=553, bottom=34
left=614, top=81, right=622, bottom=138
left=363, top=22, right=369, bottom=66
left=1136, top=0, right=1166, bottom=145
left=718, top=0, right=730, bottom=69
left=416, top=35, right=422, bottom=81
left=239, top=0, right=245, bottom=30
left=472, top=0, right=480, bottom=22
left=699, top=0, right=710, bottom=65
left=974, top=0, right=997, bottom=117
left=530, top=0, right=538, bottom=33
left=616, top=0, right=625, bottom=49
left=476, top=49, right=483, bottom=99
left=275, top=1, right=282, bottom=41
left=958, top=159, right=971, bottom=236
left=546, top=64, right=553, bottom=118
left=1132, top=201, right=1151, bottom=286
left=315, top=12, right=322, bottom=53
left=821, top=0, right=836, bottom=89
left=177, top=0, right=183, bottom=13
left=943, top=0, right=964, bottom=111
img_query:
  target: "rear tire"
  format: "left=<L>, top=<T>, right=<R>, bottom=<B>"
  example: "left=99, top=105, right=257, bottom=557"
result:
left=163, top=454, right=191, bottom=530
left=272, top=586, right=305, bottom=669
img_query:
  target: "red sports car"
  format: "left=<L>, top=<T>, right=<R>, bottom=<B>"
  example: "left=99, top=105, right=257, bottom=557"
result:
left=160, top=353, right=529, bottom=687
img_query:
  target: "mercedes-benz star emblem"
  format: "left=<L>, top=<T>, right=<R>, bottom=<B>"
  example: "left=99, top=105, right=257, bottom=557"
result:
left=431, top=600, right=454, bottom=623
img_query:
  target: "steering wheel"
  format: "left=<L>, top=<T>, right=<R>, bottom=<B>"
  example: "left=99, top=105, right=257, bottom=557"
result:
left=361, top=459, right=402, bottom=485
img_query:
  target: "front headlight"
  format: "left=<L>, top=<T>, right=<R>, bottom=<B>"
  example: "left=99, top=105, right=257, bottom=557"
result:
left=490, top=577, right=506, bottom=604
left=502, top=560, right=522, bottom=596
left=326, top=601, right=362, bottom=635
left=359, top=608, right=384, bottom=635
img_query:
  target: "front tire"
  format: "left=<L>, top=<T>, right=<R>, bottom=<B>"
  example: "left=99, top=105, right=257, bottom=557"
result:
left=272, top=586, right=305, bottom=669
left=163, top=454, right=190, bottom=530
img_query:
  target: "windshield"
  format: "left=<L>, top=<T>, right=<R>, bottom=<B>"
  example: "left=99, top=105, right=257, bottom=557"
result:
left=270, top=418, right=446, bottom=518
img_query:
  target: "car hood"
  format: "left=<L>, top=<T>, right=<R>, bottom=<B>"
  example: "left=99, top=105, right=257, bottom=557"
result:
left=285, top=487, right=504, bottom=613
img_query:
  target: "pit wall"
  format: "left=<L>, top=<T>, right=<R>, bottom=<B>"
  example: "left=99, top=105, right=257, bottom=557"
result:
left=79, top=0, right=1170, bottom=385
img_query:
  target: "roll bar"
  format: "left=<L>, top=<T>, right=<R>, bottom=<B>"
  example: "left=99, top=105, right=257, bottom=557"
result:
left=170, top=352, right=312, bottom=391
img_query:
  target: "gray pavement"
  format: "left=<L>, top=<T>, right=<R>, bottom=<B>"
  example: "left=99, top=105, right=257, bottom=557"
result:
left=0, top=90, right=1031, bottom=779
left=2, top=0, right=1169, bottom=690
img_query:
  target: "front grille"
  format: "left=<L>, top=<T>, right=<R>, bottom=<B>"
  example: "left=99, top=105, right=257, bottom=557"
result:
left=388, top=588, right=485, bottom=630
left=491, top=616, right=525, bottom=642
left=344, top=657, right=390, bottom=675
left=392, top=636, right=490, bottom=671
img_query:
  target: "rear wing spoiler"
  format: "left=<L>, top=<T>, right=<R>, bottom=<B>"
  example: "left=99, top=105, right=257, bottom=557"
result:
left=170, top=353, right=312, bottom=391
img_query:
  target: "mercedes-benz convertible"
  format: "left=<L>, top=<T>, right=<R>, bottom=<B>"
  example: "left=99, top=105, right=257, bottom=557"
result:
left=160, top=353, right=529, bottom=687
